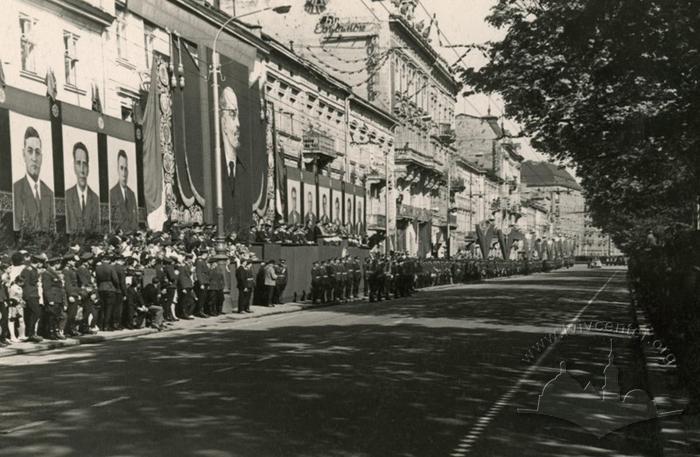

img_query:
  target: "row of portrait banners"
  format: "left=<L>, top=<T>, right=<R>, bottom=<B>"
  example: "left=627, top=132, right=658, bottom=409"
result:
left=0, top=85, right=140, bottom=235
left=285, top=169, right=366, bottom=233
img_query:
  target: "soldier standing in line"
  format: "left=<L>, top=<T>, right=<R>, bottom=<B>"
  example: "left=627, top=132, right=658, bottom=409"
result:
left=177, top=253, right=196, bottom=319
left=42, top=257, right=67, bottom=340
left=325, top=259, right=336, bottom=304
left=208, top=255, right=226, bottom=316
left=274, top=259, right=288, bottom=305
left=19, top=253, right=43, bottom=342
left=62, top=254, right=81, bottom=337
left=76, top=252, right=97, bottom=334
left=352, top=256, right=362, bottom=299
left=310, top=261, right=321, bottom=304
left=320, top=260, right=330, bottom=303
left=235, top=258, right=254, bottom=313
left=344, top=257, right=353, bottom=300
left=363, top=256, right=371, bottom=298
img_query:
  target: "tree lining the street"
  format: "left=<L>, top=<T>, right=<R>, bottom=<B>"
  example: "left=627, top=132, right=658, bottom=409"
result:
left=460, top=0, right=700, bottom=253
left=460, top=0, right=700, bottom=409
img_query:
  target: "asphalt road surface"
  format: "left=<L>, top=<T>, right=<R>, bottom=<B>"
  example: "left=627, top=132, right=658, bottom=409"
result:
left=1, top=266, right=672, bottom=457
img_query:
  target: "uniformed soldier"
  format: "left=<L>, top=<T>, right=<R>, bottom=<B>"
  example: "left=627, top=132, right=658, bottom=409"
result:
left=208, top=255, right=226, bottom=316
left=62, top=254, right=81, bottom=337
left=42, top=257, right=67, bottom=340
left=310, top=261, right=321, bottom=304
left=352, top=256, right=362, bottom=299
left=344, top=257, right=353, bottom=300
left=112, top=254, right=128, bottom=330
left=235, top=258, right=254, bottom=313
left=274, top=259, right=288, bottom=305
left=177, top=253, right=196, bottom=319
left=95, top=253, right=119, bottom=331
left=194, top=251, right=211, bottom=317
left=325, top=259, right=336, bottom=304
left=77, top=252, right=97, bottom=334
left=20, top=253, right=43, bottom=343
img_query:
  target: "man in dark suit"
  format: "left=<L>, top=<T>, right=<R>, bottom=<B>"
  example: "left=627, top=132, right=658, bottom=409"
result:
left=65, top=142, right=100, bottom=233
left=333, top=197, right=341, bottom=226
left=13, top=126, right=54, bottom=231
left=288, top=187, right=301, bottom=225
left=235, top=258, right=254, bottom=313
left=109, top=150, right=138, bottom=233
left=320, top=194, right=330, bottom=225
left=95, top=254, right=120, bottom=331
left=304, top=191, right=316, bottom=225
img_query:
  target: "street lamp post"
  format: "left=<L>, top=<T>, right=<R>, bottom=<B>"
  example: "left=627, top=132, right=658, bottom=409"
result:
left=212, top=5, right=291, bottom=252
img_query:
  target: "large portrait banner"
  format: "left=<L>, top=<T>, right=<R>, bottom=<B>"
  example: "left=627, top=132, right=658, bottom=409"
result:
left=286, top=175, right=301, bottom=226
left=10, top=112, right=55, bottom=232
left=318, top=184, right=331, bottom=225
left=62, top=125, right=100, bottom=234
left=107, top=137, right=138, bottom=233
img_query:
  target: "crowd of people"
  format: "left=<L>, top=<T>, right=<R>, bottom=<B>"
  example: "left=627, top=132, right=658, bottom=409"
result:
left=309, top=252, right=574, bottom=305
left=0, top=219, right=574, bottom=347
left=0, top=224, right=257, bottom=346
left=249, top=220, right=366, bottom=247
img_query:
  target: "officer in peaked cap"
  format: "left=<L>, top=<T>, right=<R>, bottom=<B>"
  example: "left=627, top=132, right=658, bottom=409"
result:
left=43, top=256, right=67, bottom=339
left=63, top=253, right=81, bottom=336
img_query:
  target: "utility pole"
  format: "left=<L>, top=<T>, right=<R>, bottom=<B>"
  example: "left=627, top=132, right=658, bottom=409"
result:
left=446, top=149, right=451, bottom=259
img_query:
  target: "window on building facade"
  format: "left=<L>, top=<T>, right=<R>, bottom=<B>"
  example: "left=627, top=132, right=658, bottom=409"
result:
left=144, top=22, right=155, bottom=69
left=19, top=15, right=37, bottom=73
left=63, top=32, right=80, bottom=87
left=116, top=10, right=128, bottom=61
left=121, top=105, right=133, bottom=122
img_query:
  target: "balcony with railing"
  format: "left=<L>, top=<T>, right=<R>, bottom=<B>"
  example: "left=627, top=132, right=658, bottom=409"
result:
left=367, top=213, right=387, bottom=230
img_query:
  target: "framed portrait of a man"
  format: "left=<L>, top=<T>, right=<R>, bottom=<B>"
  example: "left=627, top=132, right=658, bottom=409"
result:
left=287, top=180, right=301, bottom=225
left=63, top=126, right=100, bottom=234
left=304, top=188, right=316, bottom=225
left=319, top=186, right=330, bottom=225
left=108, top=137, right=138, bottom=233
left=11, top=113, right=55, bottom=232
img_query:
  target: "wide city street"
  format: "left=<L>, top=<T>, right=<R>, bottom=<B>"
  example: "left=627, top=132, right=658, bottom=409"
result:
left=0, top=266, right=675, bottom=457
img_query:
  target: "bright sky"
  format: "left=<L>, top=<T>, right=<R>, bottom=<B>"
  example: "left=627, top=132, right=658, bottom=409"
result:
left=423, top=0, right=547, bottom=162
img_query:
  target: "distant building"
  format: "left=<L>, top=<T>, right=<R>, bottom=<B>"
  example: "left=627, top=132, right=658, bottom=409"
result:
left=520, top=161, right=585, bottom=254
left=454, top=113, right=524, bottom=232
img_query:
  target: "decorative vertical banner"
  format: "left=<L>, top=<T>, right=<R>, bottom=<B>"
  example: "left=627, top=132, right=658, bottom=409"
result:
left=318, top=175, right=331, bottom=225
left=286, top=167, right=301, bottom=225
left=107, top=137, right=138, bottom=233
left=10, top=111, right=55, bottom=232
left=62, top=126, right=100, bottom=234
left=171, top=35, right=204, bottom=224
left=476, top=220, right=495, bottom=260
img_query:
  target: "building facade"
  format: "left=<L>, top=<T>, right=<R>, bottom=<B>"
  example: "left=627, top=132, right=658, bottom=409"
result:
left=246, top=0, right=460, bottom=256
left=521, top=161, right=585, bottom=254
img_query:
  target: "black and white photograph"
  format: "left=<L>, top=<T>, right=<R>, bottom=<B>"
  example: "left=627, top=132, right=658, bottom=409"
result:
left=0, top=1, right=698, bottom=457
left=107, top=137, right=138, bottom=233
left=62, top=126, right=100, bottom=234
left=10, top=112, right=55, bottom=232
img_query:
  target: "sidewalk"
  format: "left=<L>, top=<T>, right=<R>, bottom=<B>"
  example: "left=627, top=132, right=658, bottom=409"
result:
left=632, top=304, right=700, bottom=456
left=0, top=300, right=327, bottom=359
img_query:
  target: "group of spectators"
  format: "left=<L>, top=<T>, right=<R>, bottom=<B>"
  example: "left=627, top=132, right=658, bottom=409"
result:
left=0, top=223, right=257, bottom=346
left=248, top=219, right=366, bottom=247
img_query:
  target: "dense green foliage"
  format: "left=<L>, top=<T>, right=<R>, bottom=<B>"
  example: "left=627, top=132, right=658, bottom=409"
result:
left=461, top=0, right=700, bottom=252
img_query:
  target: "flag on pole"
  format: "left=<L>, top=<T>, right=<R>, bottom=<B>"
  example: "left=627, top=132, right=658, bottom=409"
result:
left=45, top=68, right=57, bottom=100
left=142, top=56, right=167, bottom=230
